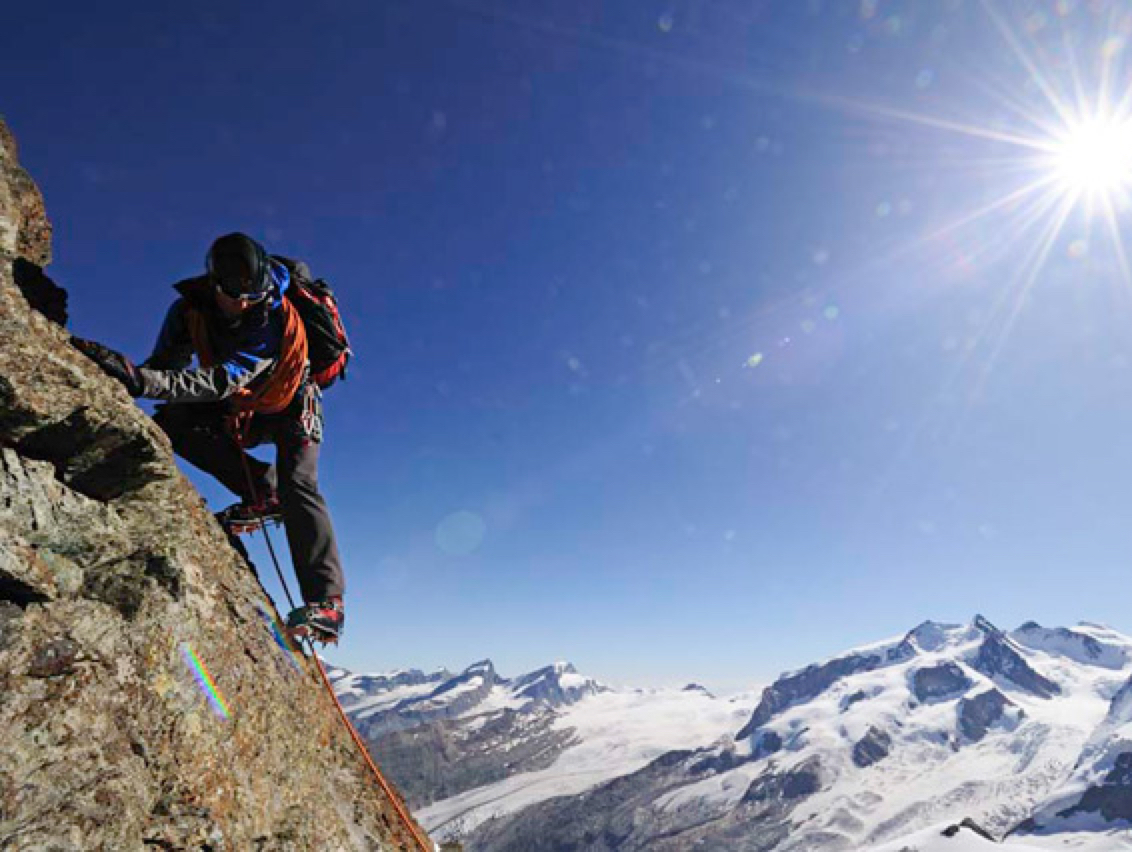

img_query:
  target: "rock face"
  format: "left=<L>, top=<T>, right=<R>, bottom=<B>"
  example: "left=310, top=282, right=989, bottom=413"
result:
left=1061, top=752, right=1132, bottom=822
left=957, top=689, right=1017, bottom=742
left=852, top=726, right=893, bottom=768
left=511, top=662, right=606, bottom=707
left=971, top=615, right=1060, bottom=699
left=338, top=660, right=607, bottom=809
left=465, top=751, right=822, bottom=852
left=911, top=662, right=973, bottom=702
left=356, top=660, right=501, bottom=740
left=1012, top=622, right=1120, bottom=667
left=0, top=119, right=428, bottom=851
left=370, top=706, right=577, bottom=808
left=737, top=638, right=914, bottom=741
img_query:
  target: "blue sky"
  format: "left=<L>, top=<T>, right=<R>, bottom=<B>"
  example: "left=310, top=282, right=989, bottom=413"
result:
left=5, top=0, right=1132, bottom=693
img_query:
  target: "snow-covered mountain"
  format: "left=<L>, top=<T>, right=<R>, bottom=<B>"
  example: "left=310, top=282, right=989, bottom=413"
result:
left=333, top=617, right=1132, bottom=851
left=327, top=659, right=756, bottom=835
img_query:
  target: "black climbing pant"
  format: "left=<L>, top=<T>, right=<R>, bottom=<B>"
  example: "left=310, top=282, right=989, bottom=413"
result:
left=153, top=389, right=345, bottom=604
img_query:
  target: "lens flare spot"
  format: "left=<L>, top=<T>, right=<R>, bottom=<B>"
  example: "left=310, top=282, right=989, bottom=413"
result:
left=1068, top=239, right=1088, bottom=259
left=436, top=510, right=487, bottom=556
left=744, top=353, right=764, bottom=369
left=824, top=305, right=841, bottom=321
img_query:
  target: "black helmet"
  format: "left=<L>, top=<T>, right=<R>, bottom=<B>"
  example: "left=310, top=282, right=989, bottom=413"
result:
left=206, top=233, right=270, bottom=299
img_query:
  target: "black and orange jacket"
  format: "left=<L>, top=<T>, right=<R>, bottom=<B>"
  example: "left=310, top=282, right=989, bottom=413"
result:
left=138, top=260, right=308, bottom=414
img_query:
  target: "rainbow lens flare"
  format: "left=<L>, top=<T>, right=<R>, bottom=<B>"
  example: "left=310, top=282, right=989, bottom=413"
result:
left=255, top=604, right=304, bottom=670
left=180, top=642, right=232, bottom=720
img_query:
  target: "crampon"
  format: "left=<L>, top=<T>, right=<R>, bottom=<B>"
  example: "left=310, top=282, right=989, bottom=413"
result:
left=285, top=599, right=344, bottom=645
left=216, top=495, right=283, bottom=535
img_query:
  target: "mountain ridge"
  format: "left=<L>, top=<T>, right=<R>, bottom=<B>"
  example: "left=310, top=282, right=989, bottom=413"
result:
left=338, top=615, right=1132, bottom=850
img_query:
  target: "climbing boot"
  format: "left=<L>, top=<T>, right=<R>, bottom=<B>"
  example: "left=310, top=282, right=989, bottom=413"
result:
left=285, top=599, right=344, bottom=645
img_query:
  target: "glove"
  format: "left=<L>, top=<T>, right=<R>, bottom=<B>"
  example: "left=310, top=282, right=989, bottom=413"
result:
left=70, top=336, right=145, bottom=397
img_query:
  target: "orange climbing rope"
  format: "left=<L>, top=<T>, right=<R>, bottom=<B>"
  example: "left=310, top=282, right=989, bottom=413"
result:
left=307, top=650, right=434, bottom=852
left=234, top=449, right=433, bottom=851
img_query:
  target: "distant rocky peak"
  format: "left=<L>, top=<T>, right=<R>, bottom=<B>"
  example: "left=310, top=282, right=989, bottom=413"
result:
left=969, top=626, right=1060, bottom=699
left=443, top=659, right=496, bottom=690
left=973, top=613, right=1003, bottom=636
left=510, top=661, right=606, bottom=708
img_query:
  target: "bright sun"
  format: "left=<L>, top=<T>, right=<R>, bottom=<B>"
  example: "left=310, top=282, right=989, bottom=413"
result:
left=1051, top=117, right=1132, bottom=200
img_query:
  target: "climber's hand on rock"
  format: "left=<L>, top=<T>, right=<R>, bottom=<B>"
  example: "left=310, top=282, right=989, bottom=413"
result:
left=70, top=336, right=145, bottom=397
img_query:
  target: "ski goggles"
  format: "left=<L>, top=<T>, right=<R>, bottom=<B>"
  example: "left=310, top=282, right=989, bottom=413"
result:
left=213, top=275, right=269, bottom=303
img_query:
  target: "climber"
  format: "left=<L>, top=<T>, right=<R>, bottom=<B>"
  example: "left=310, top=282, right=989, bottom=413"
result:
left=71, top=233, right=345, bottom=644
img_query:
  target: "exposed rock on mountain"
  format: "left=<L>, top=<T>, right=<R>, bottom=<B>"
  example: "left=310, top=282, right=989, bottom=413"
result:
left=368, top=706, right=576, bottom=808
left=957, top=689, right=1018, bottom=742
left=354, top=660, right=502, bottom=740
left=1061, top=751, right=1132, bottom=822
left=970, top=616, right=1060, bottom=699
left=852, top=726, right=893, bottom=768
left=912, top=662, right=973, bottom=703
left=0, top=118, right=427, bottom=851
left=1012, top=621, right=1126, bottom=670
left=395, top=617, right=1132, bottom=851
left=466, top=749, right=815, bottom=852
left=1021, top=670, right=1132, bottom=834
left=736, top=635, right=914, bottom=741
left=339, top=660, right=608, bottom=807
left=511, top=662, right=606, bottom=707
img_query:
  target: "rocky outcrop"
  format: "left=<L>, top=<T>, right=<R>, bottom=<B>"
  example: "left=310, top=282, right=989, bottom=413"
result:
left=971, top=616, right=1060, bottom=699
left=852, top=726, right=892, bottom=768
left=941, top=818, right=996, bottom=841
left=1059, top=751, right=1132, bottom=822
left=1044, top=675, right=1132, bottom=825
left=912, top=662, right=973, bottom=702
left=0, top=118, right=427, bottom=851
left=841, top=689, right=869, bottom=711
left=741, top=757, right=823, bottom=804
left=957, top=689, right=1017, bottom=742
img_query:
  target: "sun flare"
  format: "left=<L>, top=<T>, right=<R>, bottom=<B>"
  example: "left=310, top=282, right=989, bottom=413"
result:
left=1050, top=116, right=1132, bottom=200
